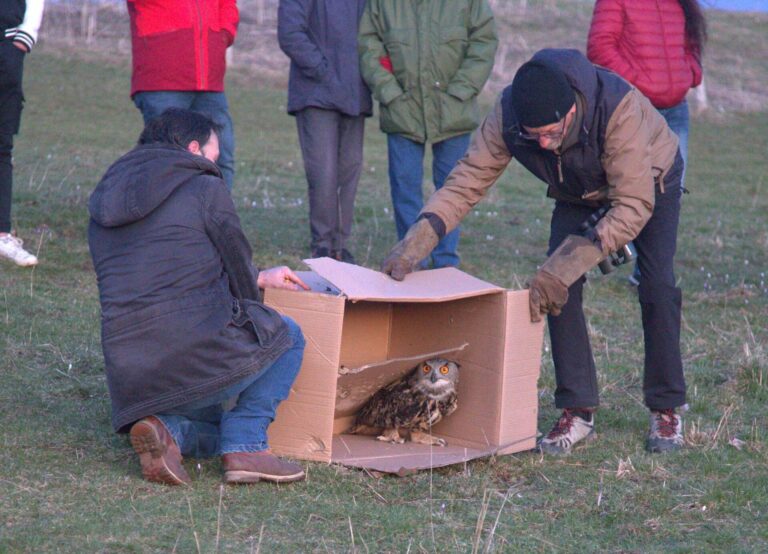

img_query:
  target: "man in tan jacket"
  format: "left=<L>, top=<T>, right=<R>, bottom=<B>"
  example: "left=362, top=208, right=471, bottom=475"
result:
left=382, top=49, right=687, bottom=455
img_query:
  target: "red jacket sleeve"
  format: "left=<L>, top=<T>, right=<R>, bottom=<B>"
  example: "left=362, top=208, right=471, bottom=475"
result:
left=220, top=0, right=239, bottom=44
left=586, top=0, right=638, bottom=84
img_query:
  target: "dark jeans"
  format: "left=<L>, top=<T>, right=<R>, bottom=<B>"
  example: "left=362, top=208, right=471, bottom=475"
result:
left=133, top=91, right=235, bottom=190
left=387, top=133, right=470, bottom=268
left=0, top=40, right=26, bottom=233
left=296, top=107, right=365, bottom=253
left=547, top=152, right=686, bottom=411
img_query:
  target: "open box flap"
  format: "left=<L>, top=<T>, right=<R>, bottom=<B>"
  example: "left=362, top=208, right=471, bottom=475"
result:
left=303, top=257, right=503, bottom=302
left=330, top=434, right=536, bottom=474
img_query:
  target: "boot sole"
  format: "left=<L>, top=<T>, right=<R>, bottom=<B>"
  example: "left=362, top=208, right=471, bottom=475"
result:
left=224, top=469, right=306, bottom=484
left=130, top=422, right=190, bottom=486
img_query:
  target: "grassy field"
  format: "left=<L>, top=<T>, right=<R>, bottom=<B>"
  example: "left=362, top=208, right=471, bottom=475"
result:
left=1, top=21, right=767, bottom=554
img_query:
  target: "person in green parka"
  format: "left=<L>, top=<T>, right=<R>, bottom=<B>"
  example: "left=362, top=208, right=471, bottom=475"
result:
left=358, top=0, right=497, bottom=268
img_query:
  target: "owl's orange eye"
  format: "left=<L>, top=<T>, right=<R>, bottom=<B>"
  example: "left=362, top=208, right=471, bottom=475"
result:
left=422, top=364, right=430, bottom=373
left=439, top=365, right=449, bottom=375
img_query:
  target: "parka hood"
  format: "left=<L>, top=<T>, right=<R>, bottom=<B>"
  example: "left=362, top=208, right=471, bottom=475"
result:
left=89, top=144, right=222, bottom=228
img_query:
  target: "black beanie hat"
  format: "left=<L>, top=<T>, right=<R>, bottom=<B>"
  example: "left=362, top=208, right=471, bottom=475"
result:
left=510, top=60, right=575, bottom=127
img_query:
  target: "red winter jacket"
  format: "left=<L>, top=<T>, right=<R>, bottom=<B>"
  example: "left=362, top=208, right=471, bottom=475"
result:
left=127, top=0, right=239, bottom=96
left=587, top=0, right=702, bottom=108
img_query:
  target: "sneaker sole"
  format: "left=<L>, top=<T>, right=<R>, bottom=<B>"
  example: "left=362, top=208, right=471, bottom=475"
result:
left=130, top=422, right=190, bottom=486
left=537, top=430, right=597, bottom=455
left=645, top=438, right=683, bottom=453
left=224, top=469, right=306, bottom=484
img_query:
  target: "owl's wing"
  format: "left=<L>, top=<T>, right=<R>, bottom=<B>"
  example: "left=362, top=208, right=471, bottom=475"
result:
left=354, top=378, right=413, bottom=428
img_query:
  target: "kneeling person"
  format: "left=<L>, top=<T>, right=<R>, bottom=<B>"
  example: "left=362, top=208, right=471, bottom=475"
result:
left=89, top=109, right=309, bottom=485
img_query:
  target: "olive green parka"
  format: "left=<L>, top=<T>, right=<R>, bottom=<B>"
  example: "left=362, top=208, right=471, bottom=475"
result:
left=358, top=0, right=497, bottom=144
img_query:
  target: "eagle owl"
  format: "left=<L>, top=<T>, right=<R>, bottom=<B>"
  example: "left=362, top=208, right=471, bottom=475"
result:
left=348, top=358, right=460, bottom=447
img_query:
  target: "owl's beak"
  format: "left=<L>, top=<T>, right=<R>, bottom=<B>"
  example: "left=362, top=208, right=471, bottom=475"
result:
left=430, top=372, right=438, bottom=383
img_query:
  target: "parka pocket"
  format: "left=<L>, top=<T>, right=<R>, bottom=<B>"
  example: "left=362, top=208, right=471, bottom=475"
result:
left=231, top=298, right=286, bottom=347
left=437, top=90, right=478, bottom=135
left=436, top=26, right=468, bottom=77
left=383, top=28, right=415, bottom=86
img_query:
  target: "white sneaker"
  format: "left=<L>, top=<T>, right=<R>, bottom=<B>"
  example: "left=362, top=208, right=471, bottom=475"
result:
left=538, top=409, right=596, bottom=455
left=0, top=234, right=38, bottom=267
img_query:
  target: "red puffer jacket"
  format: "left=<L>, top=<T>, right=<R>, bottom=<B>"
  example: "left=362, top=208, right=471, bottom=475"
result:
left=127, top=0, right=239, bottom=96
left=587, top=0, right=702, bottom=108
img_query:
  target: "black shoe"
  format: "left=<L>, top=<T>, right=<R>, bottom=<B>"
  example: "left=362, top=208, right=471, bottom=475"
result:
left=310, top=247, right=331, bottom=259
left=333, top=249, right=356, bottom=264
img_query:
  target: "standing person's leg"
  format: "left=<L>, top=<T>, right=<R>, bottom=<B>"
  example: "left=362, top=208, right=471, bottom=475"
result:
left=191, top=92, right=236, bottom=190
left=538, top=201, right=600, bottom=455
left=132, top=90, right=195, bottom=123
left=0, top=40, right=37, bottom=267
left=659, top=101, right=690, bottom=178
left=633, top=153, right=686, bottom=452
left=334, top=114, right=366, bottom=263
left=387, top=134, right=427, bottom=265
left=296, top=108, right=341, bottom=258
left=0, top=133, right=14, bottom=234
left=430, top=133, right=470, bottom=268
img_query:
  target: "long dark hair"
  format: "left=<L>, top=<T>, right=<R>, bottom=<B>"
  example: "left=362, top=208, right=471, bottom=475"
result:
left=679, top=0, right=708, bottom=55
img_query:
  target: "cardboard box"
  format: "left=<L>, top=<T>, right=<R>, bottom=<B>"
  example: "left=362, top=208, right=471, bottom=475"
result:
left=264, top=258, right=545, bottom=474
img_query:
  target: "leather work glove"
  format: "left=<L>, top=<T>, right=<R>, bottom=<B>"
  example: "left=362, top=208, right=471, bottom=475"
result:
left=527, top=234, right=604, bottom=322
left=381, top=218, right=440, bottom=281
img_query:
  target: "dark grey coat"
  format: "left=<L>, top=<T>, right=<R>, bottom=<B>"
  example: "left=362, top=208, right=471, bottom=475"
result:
left=88, top=145, right=291, bottom=433
left=277, top=0, right=372, bottom=117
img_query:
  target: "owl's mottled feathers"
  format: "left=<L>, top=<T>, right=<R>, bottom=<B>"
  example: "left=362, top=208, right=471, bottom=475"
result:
left=348, top=358, right=460, bottom=446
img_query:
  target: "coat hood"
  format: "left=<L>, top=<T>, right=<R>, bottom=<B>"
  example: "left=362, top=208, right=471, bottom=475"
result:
left=89, top=144, right=222, bottom=228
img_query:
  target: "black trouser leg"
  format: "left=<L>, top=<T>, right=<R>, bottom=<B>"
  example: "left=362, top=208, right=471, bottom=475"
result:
left=0, top=133, right=12, bottom=233
left=0, top=40, right=26, bottom=234
left=636, top=153, right=686, bottom=409
left=547, top=201, right=600, bottom=409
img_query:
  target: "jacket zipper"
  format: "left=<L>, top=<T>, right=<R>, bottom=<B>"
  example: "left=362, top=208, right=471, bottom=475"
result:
left=556, top=154, right=564, bottom=183
left=194, top=0, right=205, bottom=89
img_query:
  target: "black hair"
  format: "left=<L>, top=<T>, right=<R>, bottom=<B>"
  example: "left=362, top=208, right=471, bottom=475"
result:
left=137, top=108, right=221, bottom=149
left=679, top=0, right=707, bottom=56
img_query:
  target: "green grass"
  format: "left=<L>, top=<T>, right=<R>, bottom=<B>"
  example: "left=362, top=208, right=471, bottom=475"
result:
left=1, top=41, right=767, bottom=553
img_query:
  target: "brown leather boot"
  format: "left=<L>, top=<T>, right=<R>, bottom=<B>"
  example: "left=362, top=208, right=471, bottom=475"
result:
left=129, top=416, right=191, bottom=486
left=222, top=451, right=305, bottom=484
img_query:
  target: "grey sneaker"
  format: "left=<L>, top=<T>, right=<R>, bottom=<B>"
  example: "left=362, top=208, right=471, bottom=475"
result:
left=538, top=409, right=595, bottom=455
left=0, top=234, right=38, bottom=267
left=646, top=408, right=683, bottom=453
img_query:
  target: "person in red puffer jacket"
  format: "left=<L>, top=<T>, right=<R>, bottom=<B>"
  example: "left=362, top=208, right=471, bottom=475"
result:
left=587, top=0, right=706, bottom=285
left=127, top=0, right=239, bottom=190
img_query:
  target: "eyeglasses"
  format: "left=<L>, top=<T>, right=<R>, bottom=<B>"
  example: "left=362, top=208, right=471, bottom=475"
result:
left=518, top=118, right=567, bottom=141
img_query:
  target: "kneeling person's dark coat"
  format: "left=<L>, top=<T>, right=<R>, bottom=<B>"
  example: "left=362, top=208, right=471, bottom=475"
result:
left=88, top=144, right=291, bottom=433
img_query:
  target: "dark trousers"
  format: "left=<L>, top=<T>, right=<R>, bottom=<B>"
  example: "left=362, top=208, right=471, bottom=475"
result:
left=0, top=40, right=26, bottom=234
left=296, top=107, right=365, bottom=253
left=547, top=153, right=686, bottom=411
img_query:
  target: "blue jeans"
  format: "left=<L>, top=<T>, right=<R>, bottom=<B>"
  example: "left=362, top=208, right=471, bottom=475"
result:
left=156, top=316, right=305, bottom=457
left=387, top=133, right=470, bottom=268
left=657, top=100, right=689, bottom=184
left=133, top=91, right=235, bottom=190
left=633, top=100, right=689, bottom=283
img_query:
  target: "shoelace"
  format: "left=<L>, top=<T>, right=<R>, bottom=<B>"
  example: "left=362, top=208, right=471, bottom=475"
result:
left=547, top=410, right=575, bottom=439
left=654, top=409, right=679, bottom=438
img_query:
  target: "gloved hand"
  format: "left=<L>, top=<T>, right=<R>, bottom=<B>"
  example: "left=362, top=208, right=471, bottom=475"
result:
left=527, top=270, right=569, bottom=322
left=381, top=218, right=439, bottom=281
left=526, top=234, right=605, bottom=322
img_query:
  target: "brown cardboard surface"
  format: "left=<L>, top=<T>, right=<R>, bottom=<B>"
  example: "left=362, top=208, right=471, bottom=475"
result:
left=264, top=263, right=545, bottom=473
left=304, top=257, right=503, bottom=302
left=330, top=435, right=534, bottom=474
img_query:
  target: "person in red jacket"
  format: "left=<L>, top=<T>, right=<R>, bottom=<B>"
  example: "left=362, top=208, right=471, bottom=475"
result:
left=127, top=0, right=239, bottom=190
left=587, top=0, right=706, bottom=284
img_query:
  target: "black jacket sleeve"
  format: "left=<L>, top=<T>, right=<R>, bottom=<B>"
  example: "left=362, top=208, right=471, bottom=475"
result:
left=202, top=182, right=261, bottom=302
